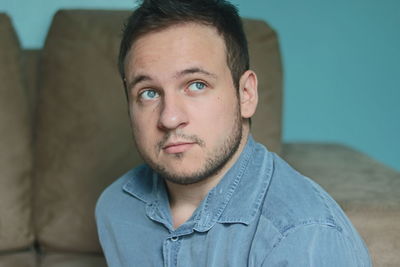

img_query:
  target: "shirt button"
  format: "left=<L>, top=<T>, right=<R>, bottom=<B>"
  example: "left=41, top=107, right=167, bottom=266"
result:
left=171, top=236, right=179, bottom=242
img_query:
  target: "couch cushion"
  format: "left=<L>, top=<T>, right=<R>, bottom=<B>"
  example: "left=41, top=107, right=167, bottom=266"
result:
left=243, top=19, right=283, bottom=154
left=39, top=253, right=106, bottom=267
left=33, top=10, right=283, bottom=252
left=282, top=143, right=400, bottom=267
left=0, top=13, right=34, bottom=251
left=33, top=10, right=138, bottom=252
left=0, top=251, right=37, bottom=267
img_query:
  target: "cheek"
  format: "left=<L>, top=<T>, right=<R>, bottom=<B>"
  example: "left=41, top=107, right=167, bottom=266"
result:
left=130, top=111, right=147, bottom=141
left=130, top=108, right=160, bottom=146
left=215, top=91, right=240, bottom=118
left=131, top=118, right=155, bottom=156
left=195, top=96, right=238, bottom=134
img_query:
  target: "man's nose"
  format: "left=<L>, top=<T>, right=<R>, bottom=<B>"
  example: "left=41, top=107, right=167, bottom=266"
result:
left=157, top=93, right=188, bottom=131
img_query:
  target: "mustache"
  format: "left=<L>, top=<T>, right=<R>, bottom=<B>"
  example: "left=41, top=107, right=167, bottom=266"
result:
left=157, top=132, right=205, bottom=150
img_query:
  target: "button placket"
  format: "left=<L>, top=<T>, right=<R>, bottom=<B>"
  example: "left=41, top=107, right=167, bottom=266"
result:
left=163, top=235, right=182, bottom=267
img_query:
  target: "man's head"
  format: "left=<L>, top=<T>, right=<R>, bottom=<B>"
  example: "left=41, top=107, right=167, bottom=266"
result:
left=119, top=0, right=249, bottom=92
left=120, top=0, right=258, bottom=185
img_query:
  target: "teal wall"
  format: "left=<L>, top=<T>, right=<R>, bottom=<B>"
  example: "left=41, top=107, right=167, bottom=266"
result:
left=1, top=0, right=399, bottom=171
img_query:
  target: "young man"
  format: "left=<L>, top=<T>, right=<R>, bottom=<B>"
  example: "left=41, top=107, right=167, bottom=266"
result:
left=96, top=0, right=371, bottom=266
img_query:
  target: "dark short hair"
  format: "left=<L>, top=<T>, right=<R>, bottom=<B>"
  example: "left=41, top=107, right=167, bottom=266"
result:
left=118, top=0, right=249, bottom=92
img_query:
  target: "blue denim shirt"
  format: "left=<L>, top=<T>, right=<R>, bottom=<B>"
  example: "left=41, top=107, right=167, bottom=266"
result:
left=96, top=136, right=371, bottom=266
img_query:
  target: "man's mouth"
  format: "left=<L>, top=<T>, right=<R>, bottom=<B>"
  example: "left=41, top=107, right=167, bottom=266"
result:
left=162, top=142, right=196, bottom=154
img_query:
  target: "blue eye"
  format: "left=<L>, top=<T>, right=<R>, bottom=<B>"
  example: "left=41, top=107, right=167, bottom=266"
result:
left=140, top=89, right=159, bottom=100
left=188, top=82, right=206, bottom=91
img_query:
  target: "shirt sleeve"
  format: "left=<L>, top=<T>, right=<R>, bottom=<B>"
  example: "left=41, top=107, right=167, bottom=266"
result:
left=261, top=223, right=371, bottom=267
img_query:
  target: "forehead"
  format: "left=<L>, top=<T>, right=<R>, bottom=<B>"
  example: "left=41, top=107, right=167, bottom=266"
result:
left=124, top=23, right=228, bottom=79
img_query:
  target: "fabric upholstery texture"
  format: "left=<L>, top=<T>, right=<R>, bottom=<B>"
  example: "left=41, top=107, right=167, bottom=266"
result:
left=33, top=10, right=283, bottom=252
left=243, top=19, right=283, bottom=155
left=39, top=253, right=106, bottom=267
left=0, top=13, right=34, bottom=251
left=0, top=251, right=37, bottom=267
left=282, top=143, right=400, bottom=267
left=33, top=10, right=140, bottom=252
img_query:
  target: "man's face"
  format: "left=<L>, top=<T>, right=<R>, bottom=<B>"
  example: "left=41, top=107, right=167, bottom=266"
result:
left=124, top=23, right=245, bottom=185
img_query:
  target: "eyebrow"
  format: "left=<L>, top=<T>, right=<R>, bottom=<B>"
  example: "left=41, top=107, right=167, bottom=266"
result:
left=127, top=75, right=152, bottom=91
left=174, top=67, right=218, bottom=80
left=127, top=67, right=217, bottom=91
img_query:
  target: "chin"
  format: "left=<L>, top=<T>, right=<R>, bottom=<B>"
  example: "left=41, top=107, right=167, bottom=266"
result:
left=159, top=170, right=214, bottom=185
left=153, top=162, right=210, bottom=185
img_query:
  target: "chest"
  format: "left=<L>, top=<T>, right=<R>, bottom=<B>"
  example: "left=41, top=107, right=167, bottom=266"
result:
left=109, top=220, right=271, bottom=267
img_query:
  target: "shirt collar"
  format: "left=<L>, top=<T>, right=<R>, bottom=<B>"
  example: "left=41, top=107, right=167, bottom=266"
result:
left=122, top=135, right=274, bottom=231
left=193, top=135, right=273, bottom=231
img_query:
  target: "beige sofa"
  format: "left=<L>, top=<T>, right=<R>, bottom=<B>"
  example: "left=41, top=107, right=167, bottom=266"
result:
left=0, top=10, right=399, bottom=267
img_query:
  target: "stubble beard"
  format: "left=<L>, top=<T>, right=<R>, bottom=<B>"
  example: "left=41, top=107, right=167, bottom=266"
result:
left=136, top=108, right=243, bottom=186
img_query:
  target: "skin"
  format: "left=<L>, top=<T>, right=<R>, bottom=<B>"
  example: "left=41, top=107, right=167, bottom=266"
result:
left=124, top=22, right=258, bottom=228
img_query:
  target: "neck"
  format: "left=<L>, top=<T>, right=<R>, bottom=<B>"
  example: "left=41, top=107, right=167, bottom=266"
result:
left=165, top=125, right=250, bottom=228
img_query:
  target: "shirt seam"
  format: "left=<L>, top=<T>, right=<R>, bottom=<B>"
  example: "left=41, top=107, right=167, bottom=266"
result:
left=307, top=181, right=368, bottom=265
left=262, top=221, right=344, bottom=264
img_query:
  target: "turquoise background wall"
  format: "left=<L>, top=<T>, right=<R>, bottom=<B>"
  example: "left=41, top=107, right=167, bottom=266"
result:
left=1, top=0, right=399, bottom=171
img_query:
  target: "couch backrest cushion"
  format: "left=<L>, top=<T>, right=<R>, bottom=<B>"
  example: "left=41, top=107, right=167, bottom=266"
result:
left=34, top=10, right=138, bottom=252
left=33, top=10, right=282, bottom=252
left=0, top=13, right=34, bottom=251
left=243, top=19, right=283, bottom=155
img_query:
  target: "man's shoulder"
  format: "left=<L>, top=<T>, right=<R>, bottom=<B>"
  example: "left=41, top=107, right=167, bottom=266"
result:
left=254, top=153, right=371, bottom=265
left=261, top=154, right=353, bottom=236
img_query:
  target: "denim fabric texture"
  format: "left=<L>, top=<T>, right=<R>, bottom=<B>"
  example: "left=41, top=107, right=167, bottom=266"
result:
left=96, top=136, right=371, bottom=266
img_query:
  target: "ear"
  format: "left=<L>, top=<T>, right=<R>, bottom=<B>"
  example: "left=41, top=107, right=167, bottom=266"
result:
left=238, top=70, right=258, bottom=119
